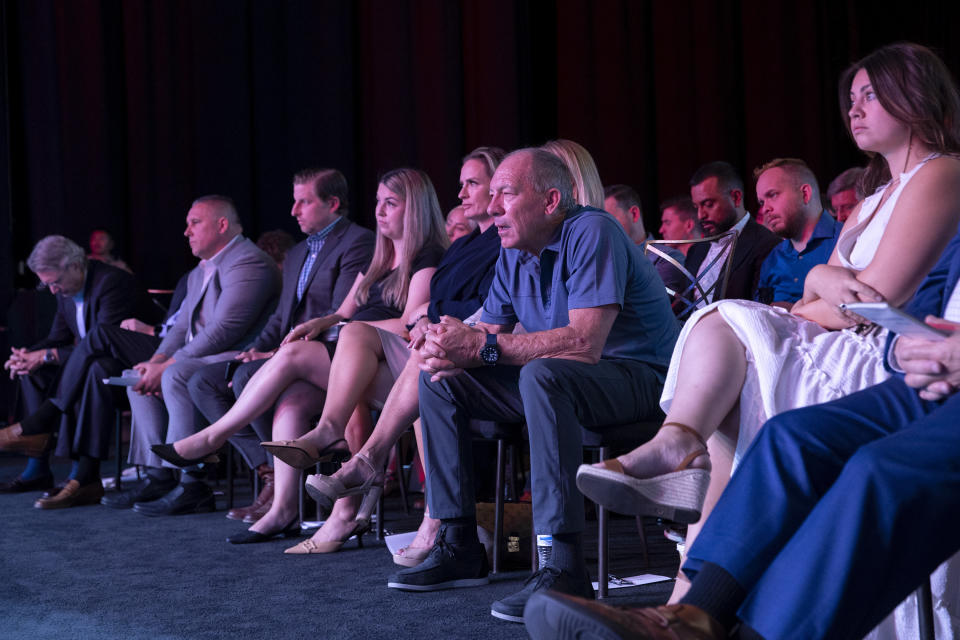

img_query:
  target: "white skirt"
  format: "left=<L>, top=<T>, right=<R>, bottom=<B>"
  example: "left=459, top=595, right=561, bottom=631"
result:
left=660, top=300, right=960, bottom=639
left=660, top=300, right=889, bottom=468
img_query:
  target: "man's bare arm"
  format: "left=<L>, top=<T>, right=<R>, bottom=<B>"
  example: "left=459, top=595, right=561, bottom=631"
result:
left=422, top=305, right=619, bottom=373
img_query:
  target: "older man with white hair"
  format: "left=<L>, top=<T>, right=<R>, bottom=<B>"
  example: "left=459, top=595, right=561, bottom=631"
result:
left=0, top=235, right=158, bottom=501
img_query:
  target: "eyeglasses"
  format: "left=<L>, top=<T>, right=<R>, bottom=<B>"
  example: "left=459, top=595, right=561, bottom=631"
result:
left=36, top=267, right=72, bottom=292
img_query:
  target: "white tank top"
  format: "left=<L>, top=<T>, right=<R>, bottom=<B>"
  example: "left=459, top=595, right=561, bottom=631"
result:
left=836, top=154, right=940, bottom=270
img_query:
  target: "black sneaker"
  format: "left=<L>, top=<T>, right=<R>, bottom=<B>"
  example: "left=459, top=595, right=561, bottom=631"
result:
left=387, top=524, right=490, bottom=591
left=490, top=566, right=594, bottom=623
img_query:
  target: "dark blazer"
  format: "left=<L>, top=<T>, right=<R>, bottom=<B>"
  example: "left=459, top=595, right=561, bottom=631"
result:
left=883, top=231, right=960, bottom=372
left=158, top=236, right=281, bottom=360
left=249, top=217, right=374, bottom=351
left=32, top=260, right=159, bottom=361
left=684, top=217, right=780, bottom=301
left=904, top=232, right=960, bottom=320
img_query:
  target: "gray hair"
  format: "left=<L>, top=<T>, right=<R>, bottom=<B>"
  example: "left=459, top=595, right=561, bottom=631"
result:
left=26, top=235, right=87, bottom=274
left=192, top=194, right=242, bottom=228
left=507, top=148, right=578, bottom=213
left=826, top=167, right=865, bottom=200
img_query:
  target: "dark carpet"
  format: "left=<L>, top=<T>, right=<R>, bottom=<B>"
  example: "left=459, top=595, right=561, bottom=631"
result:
left=0, top=454, right=679, bottom=640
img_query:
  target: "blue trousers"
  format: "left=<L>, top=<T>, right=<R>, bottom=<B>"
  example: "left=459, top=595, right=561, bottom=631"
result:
left=418, top=358, right=664, bottom=535
left=684, top=377, right=960, bottom=639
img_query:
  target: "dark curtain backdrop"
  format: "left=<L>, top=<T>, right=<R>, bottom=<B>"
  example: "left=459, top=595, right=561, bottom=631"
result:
left=3, top=0, right=960, bottom=317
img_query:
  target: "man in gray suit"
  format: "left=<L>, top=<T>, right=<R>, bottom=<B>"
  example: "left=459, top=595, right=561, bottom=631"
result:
left=106, top=195, right=281, bottom=516
left=184, top=168, right=374, bottom=523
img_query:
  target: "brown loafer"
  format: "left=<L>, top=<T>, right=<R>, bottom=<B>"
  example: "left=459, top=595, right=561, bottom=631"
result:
left=34, top=479, right=105, bottom=510
left=227, top=464, right=274, bottom=521
left=524, top=592, right=725, bottom=640
left=0, top=423, right=52, bottom=458
left=240, top=486, right=274, bottom=523
left=229, top=483, right=274, bottom=522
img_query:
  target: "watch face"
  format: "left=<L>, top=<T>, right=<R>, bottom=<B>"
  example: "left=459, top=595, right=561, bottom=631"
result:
left=480, top=344, right=500, bottom=365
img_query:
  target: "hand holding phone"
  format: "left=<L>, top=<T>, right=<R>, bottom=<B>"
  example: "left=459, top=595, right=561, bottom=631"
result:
left=838, top=302, right=953, bottom=341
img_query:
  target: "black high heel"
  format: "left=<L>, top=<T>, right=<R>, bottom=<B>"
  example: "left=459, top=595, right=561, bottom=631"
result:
left=151, top=443, right=219, bottom=468
left=227, top=518, right=301, bottom=545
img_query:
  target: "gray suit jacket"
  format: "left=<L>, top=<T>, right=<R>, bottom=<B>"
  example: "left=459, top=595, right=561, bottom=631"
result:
left=249, top=217, right=374, bottom=351
left=157, top=236, right=281, bottom=361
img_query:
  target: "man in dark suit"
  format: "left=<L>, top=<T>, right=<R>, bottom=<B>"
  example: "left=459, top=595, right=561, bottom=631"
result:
left=685, top=161, right=779, bottom=302
left=185, top=168, right=374, bottom=522
left=0, top=235, right=160, bottom=498
left=108, top=195, right=281, bottom=516
left=525, top=233, right=960, bottom=639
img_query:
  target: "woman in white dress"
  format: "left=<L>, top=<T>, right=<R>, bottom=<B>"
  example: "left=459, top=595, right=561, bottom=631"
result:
left=576, top=42, right=960, bottom=623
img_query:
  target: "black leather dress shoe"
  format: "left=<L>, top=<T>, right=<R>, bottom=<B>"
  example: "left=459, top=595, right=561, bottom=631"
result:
left=0, top=474, right=55, bottom=493
left=133, top=482, right=216, bottom=517
left=101, top=476, right=178, bottom=509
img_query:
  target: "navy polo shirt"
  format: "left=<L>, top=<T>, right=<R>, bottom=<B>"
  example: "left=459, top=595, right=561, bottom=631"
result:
left=755, top=210, right=841, bottom=304
left=480, top=206, right=679, bottom=370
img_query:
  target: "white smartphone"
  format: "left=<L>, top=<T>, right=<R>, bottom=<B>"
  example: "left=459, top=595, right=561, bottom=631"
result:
left=839, top=302, right=951, bottom=341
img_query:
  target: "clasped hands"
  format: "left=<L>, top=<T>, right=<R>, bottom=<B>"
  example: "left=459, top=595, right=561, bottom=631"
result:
left=133, top=355, right=173, bottom=396
left=3, top=348, right=44, bottom=379
left=895, top=316, right=960, bottom=401
left=416, top=316, right=486, bottom=381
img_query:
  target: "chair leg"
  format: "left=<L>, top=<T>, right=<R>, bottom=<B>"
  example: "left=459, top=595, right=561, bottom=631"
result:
left=597, top=446, right=610, bottom=599
left=395, top=439, right=409, bottom=515
left=226, top=447, right=235, bottom=509
left=376, top=488, right=385, bottom=541
left=598, top=503, right=609, bottom=599
left=114, top=410, right=123, bottom=492
left=509, top=443, right=520, bottom=502
left=635, top=516, right=649, bottom=568
left=314, top=462, right=323, bottom=521
left=298, top=469, right=306, bottom=524
left=918, top=577, right=935, bottom=640
left=493, top=439, right=506, bottom=574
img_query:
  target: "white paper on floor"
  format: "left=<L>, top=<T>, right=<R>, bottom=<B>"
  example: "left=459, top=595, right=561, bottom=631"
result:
left=591, top=574, right=673, bottom=590
left=384, top=531, right=418, bottom=554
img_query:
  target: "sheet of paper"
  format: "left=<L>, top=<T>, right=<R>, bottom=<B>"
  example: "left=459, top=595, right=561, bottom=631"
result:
left=384, top=531, right=418, bottom=555
left=591, top=574, right=673, bottom=591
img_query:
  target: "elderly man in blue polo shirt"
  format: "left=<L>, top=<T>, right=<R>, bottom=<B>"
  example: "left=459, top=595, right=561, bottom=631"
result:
left=753, top=158, right=841, bottom=308
left=387, top=147, right=680, bottom=622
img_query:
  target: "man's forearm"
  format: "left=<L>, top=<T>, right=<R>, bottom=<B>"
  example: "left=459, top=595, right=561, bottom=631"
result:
left=496, top=326, right=600, bottom=366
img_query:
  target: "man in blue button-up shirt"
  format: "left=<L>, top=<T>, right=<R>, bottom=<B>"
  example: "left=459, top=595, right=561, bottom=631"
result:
left=754, top=158, right=842, bottom=308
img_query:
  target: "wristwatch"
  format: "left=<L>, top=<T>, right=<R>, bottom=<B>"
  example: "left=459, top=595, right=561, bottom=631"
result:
left=42, top=349, right=56, bottom=364
left=479, top=333, right=501, bottom=366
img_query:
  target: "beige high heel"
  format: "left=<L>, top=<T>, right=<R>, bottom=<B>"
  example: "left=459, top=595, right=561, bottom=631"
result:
left=304, top=452, right=383, bottom=514
left=283, top=519, right=371, bottom=554
left=575, top=422, right=711, bottom=524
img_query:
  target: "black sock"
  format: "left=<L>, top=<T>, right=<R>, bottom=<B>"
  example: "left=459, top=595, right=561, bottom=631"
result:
left=74, top=456, right=101, bottom=485
left=181, top=469, right=206, bottom=484
left=146, top=467, right=176, bottom=482
left=440, top=516, right=479, bottom=545
left=680, top=562, right=746, bottom=632
left=20, top=400, right=62, bottom=435
left=550, top=532, right=587, bottom=578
